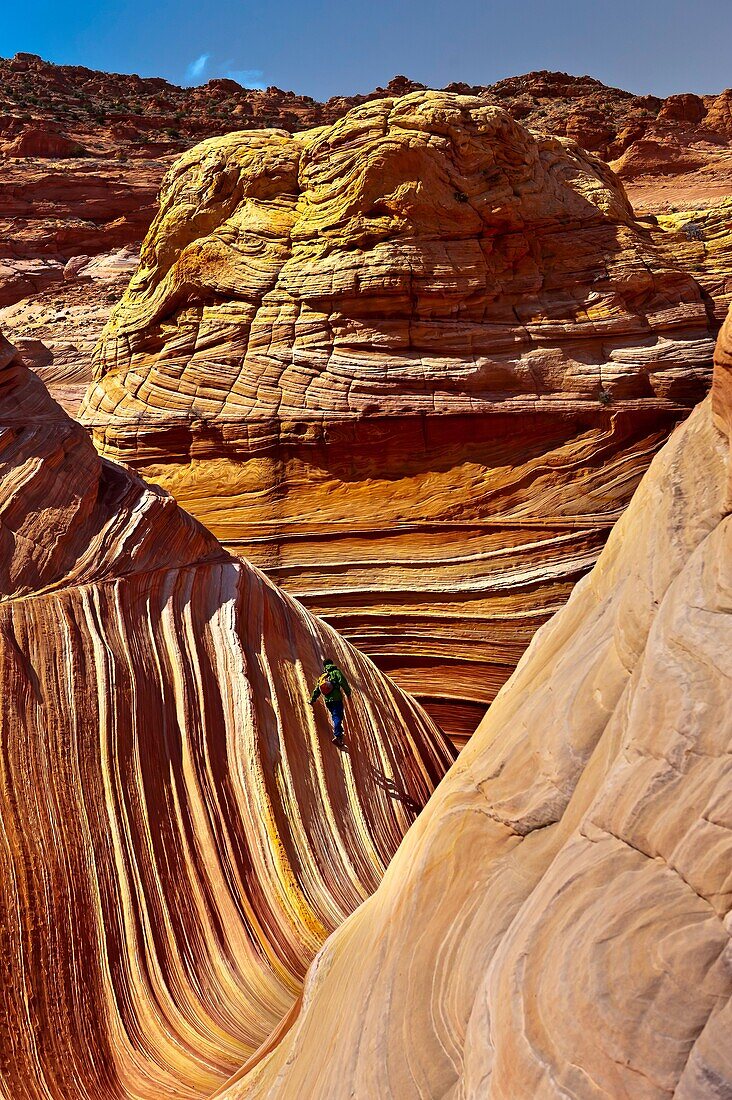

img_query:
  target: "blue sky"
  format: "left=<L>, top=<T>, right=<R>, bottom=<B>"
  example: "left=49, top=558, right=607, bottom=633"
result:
left=2, top=0, right=731, bottom=99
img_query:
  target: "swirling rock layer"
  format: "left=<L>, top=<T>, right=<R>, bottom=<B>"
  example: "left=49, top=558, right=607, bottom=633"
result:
left=0, top=338, right=454, bottom=1100
left=218, top=311, right=732, bottom=1100
left=81, top=91, right=715, bottom=745
left=3, top=56, right=729, bottom=453
left=2, top=54, right=729, bottom=335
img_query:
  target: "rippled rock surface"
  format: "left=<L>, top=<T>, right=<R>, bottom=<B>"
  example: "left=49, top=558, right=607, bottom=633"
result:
left=0, top=336, right=454, bottom=1099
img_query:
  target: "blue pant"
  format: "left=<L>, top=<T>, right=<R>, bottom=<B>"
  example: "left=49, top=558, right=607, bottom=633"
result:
left=327, top=699, right=344, bottom=738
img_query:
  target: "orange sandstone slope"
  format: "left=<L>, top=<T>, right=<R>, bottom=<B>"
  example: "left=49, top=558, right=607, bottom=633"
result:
left=81, top=91, right=715, bottom=746
left=0, top=336, right=454, bottom=1100
left=219, top=310, right=732, bottom=1100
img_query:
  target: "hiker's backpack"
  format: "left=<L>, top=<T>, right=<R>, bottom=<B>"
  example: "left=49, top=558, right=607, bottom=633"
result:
left=319, top=672, right=335, bottom=696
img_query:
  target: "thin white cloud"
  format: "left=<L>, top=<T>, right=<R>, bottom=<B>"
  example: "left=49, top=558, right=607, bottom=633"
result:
left=184, top=55, right=266, bottom=90
left=226, top=68, right=267, bottom=90
left=185, top=53, right=210, bottom=84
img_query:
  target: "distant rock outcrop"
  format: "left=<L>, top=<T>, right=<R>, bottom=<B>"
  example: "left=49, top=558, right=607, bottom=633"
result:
left=82, top=91, right=715, bottom=745
left=2, top=53, right=731, bottom=168
left=482, top=71, right=732, bottom=178
left=216, top=308, right=732, bottom=1100
left=0, top=125, right=87, bottom=157
left=0, top=335, right=454, bottom=1099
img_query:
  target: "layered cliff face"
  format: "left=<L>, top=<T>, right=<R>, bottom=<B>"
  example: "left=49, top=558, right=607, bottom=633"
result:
left=0, top=156, right=161, bottom=307
left=0, top=337, right=454, bottom=1100
left=81, top=91, right=715, bottom=744
left=218, top=311, right=732, bottom=1100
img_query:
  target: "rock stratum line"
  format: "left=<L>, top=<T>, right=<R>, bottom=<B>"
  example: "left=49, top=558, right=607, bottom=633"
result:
left=216, top=306, right=732, bottom=1100
left=0, top=335, right=455, bottom=1100
left=81, top=91, right=716, bottom=744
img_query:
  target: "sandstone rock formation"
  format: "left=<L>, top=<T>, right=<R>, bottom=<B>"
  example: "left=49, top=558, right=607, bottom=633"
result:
left=2, top=53, right=729, bottom=380
left=216, top=309, right=732, bottom=1100
left=81, top=91, right=715, bottom=744
left=0, top=126, right=87, bottom=157
left=1, top=54, right=730, bottom=317
left=0, top=52, right=329, bottom=162
left=0, top=155, right=161, bottom=308
left=651, top=199, right=732, bottom=325
left=0, top=337, right=454, bottom=1100
left=0, top=52, right=332, bottom=319
left=6, top=54, right=731, bottom=170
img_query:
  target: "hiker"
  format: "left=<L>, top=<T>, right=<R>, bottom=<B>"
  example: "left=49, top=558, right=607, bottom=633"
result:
left=309, top=657, right=352, bottom=745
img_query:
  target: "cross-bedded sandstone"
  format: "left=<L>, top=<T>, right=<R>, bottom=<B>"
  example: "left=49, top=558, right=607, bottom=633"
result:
left=0, top=336, right=454, bottom=1099
left=82, top=91, right=716, bottom=744
left=216, top=306, right=732, bottom=1100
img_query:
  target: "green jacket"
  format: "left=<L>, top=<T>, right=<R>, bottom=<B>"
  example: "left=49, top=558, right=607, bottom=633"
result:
left=310, top=664, right=352, bottom=706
